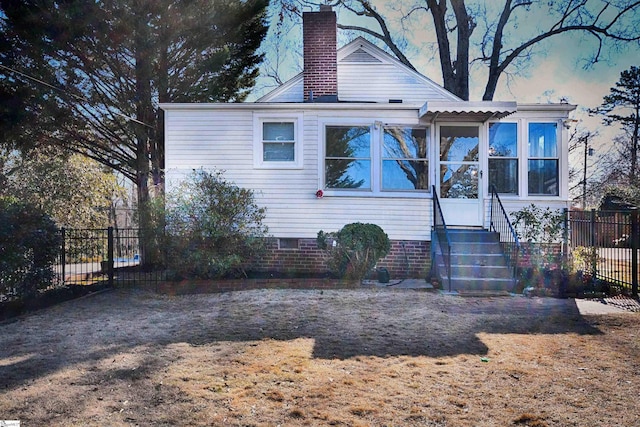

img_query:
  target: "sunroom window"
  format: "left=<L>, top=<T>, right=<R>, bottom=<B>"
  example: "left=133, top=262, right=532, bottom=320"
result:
left=325, top=125, right=371, bottom=189
left=489, top=122, right=518, bottom=195
left=382, top=127, right=428, bottom=190
left=528, top=122, right=558, bottom=196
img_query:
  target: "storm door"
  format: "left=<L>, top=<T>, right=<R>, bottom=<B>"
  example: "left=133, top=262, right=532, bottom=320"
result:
left=437, top=125, right=483, bottom=226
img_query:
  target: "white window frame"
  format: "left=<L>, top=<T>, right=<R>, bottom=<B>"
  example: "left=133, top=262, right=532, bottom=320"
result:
left=487, top=121, right=519, bottom=196
left=318, top=117, right=430, bottom=198
left=253, top=112, right=304, bottom=169
left=526, top=121, right=560, bottom=197
left=381, top=125, right=430, bottom=193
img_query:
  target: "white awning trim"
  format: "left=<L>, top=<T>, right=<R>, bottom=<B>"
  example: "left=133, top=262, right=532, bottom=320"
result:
left=419, top=101, right=518, bottom=122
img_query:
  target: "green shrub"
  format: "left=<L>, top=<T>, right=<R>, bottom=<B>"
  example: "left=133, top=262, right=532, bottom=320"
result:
left=571, top=245, right=599, bottom=274
left=317, top=223, right=391, bottom=281
left=0, top=197, right=62, bottom=299
left=511, top=204, right=565, bottom=268
left=161, top=170, right=268, bottom=279
left=511, top=204, right=567, bottom=293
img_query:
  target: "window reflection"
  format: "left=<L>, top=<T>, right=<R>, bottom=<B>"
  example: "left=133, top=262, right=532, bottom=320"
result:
left=382, top=127, right=428, bottom=190
left=489, top=122, right=518, bottom=194
left=325, top=126, right=371, bottom=189
left=528, top=123, right=558, bottom=196
left=440, top=164, right=478, bottom=199
left=440, top=126, right=479, bottom=162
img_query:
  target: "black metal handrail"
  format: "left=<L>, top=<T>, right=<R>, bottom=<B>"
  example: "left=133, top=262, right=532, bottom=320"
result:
left=432, top=185, right=452, bottom=291
left=489, top=185, right=521, bottom=288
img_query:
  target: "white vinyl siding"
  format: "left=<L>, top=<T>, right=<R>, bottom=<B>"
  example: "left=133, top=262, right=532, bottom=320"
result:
left=253, top=112, right=304, bottom=169
left=263, top=63, right=454, bottom=104
left=164, top=105, right=433, bottom=240
left=162, top=103, right=573, bottom=239
left=337, top=62, right=452, bottom=104
left=482, top=198, right=570, bottom=230
left=259, top=37, right=458, bottom=104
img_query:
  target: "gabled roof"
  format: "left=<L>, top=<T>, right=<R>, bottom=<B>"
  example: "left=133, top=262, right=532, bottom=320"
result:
left=257, top=37, right=460, bottom=104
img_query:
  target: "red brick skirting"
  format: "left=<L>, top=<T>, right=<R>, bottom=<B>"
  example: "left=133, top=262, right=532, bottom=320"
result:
left=153, top=278, right=360, bottom=295
left=256, top=238, right=430, bottom=279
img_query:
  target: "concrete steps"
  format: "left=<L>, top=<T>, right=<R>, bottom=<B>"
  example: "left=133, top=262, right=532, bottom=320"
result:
left=432, top=228, right=516, bottom=293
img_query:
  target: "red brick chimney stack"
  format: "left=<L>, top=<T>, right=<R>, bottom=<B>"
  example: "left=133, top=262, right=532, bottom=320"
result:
left=302, top=5, right=338, bottom=102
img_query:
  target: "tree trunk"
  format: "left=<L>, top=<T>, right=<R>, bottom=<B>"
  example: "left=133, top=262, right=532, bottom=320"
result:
left=450, top=0, right=473, bottom=101
left=632, top=105, right=639, bottom=186
left=134, top=1, right=160, bottom=267
left=427, top=0, right=458, bottom=98
left=427, top=0, right=473, bottom=100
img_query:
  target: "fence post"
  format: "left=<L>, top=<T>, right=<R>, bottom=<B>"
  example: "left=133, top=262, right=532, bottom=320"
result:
left=563, top=208, right=569, bottom=268
left=61, top=228, right=66, bottom=284
left=632, top=209, right=638, bottom=298
left=590, top=209, right=597, bottom=278
left=107, top=227, right=114, bottom=287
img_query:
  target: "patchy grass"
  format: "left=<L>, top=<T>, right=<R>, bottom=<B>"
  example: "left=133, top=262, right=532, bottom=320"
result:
left=0, top=288, right=638, bottom=426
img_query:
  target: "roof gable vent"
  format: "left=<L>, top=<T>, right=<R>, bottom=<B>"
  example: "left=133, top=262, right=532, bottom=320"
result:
left=341, top=48, right=382, bottom=63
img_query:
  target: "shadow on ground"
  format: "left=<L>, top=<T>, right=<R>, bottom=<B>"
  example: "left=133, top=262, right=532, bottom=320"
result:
left=0, top=288, right=603, bottom=392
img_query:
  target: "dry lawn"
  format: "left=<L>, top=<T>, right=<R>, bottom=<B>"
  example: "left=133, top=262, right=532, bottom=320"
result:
left=0, top=288, right=638, bottom=426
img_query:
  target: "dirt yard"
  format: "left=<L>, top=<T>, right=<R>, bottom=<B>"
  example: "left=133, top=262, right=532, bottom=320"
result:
left=0, top=288, right=638, bottom=426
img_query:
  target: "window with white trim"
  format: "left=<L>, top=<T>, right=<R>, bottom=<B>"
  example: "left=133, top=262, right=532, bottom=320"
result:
left=322, top=122, right=429, bottom=194
left=528, top=122, right=559, bottom=196
left=253, top=113, right=303, bottom=169
left=325, top=125, right=372, bottom=189
left=488, top=122, right=518, bottom=195
left=382, top=127, right=429, bottom=190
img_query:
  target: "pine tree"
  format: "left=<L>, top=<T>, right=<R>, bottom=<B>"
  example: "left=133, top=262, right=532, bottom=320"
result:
left=0, top=0, right=269, bottom=263
left=591, top=66, right=640, bottom=185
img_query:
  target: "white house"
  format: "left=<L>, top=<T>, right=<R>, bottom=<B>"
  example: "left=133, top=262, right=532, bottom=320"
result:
left=160, top=6, right=576, bottom=282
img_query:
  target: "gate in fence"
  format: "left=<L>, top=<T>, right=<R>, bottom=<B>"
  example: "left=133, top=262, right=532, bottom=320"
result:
left=567, top=209, right=639, bottom=297
left=58, top=228, right=163, bottom=288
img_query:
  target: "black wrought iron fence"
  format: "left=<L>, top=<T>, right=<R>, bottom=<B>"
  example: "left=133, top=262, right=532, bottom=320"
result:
left=567, top=209, right=639, bottom=297
left=57, top=228, right=164, bottom=289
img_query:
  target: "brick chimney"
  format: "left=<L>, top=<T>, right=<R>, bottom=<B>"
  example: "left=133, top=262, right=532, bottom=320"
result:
left=303, top=5, right=338, bottom=102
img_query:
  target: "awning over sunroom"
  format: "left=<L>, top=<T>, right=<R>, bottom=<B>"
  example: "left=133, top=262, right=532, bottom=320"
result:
left=419, top=101, right=517, bottom=122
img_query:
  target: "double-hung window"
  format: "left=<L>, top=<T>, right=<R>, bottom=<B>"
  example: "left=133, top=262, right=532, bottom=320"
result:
left=488, top=122, right=518, bottom=195
left=528, top=122, right=559, bottom=196
left=382, top=127, right=428, bottom=190
left=253, top=113, right=303, bottom=169
left=325, top=125, right=371, bottom=189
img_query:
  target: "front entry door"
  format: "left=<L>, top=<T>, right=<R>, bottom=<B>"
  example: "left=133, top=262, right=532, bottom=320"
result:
left=437, top=125, right=483, bottom=226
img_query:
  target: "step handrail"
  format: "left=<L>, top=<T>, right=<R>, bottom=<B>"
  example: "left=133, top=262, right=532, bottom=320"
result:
left=489, top=184, right=521, bottom=288
left=432, top=185, right=452, bottom=291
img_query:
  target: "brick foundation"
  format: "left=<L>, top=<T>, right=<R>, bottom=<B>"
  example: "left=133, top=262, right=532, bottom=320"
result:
left=255, top=238, right=430, bottom=279
left=519, top=242, right=565, bottom=269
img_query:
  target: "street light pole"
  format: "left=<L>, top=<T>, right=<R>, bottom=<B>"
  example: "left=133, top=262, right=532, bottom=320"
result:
left=582, top=135, right=594, bottom=210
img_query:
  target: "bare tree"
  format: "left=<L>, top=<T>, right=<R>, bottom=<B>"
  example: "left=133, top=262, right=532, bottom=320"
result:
left=280, top=0, right=640, bottom=100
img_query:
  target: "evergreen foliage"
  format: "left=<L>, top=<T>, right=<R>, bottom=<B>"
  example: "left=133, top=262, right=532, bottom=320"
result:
left=0, top=197, right=62, bottom=300
left=0, top=146, right=124, bottom=229
left=317, top=223, right=391, bottom=281
left=591, top=66, right=640, bottom=185
left=160, top=170, right=268, bottom=279
left=0, top=0, right=270, bottom=251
